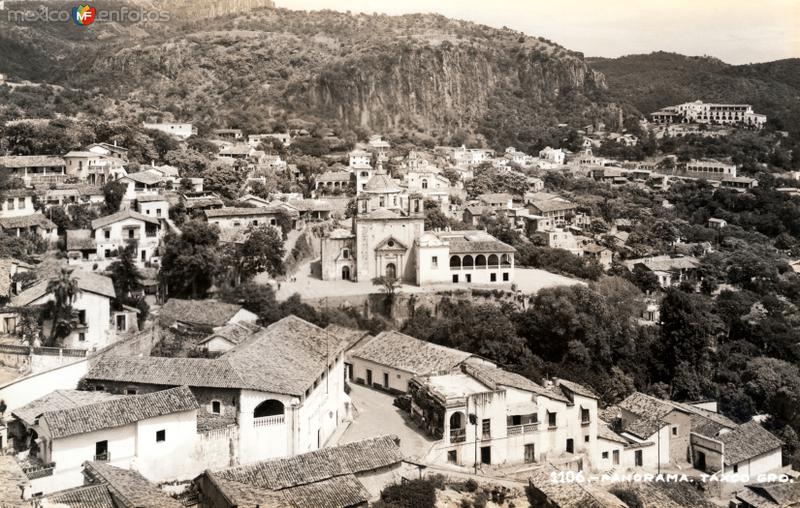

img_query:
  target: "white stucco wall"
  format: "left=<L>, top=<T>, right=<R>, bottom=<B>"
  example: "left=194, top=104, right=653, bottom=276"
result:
left=94, top=217, right=161, bottom=261
left=0, top=359, right=88, bottom=414
left=30, top=291, right=111, bottom=350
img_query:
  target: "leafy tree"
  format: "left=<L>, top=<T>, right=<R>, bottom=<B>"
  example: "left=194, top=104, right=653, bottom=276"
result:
left=423, top=199, right=449, bottom=231
left=204, top=162, right=245, bottom=200
left=102, top=179, right=127, bottom=214
left=220, top=225, right=285, bottom=283
left=107, top=243, right=143, bottom=299
left=159, top=220, right=221, bottom=298
left=274, top=209, right=294, bottom=240
left=378, top=478, right=437, bottom=508
left=45, top=268, right=80, bottom=346
left=372, top=275, right=400, bottom=296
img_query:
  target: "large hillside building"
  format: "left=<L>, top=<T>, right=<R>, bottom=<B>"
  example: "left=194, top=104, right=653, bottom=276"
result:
left=650, top=101, right=766, bottom=129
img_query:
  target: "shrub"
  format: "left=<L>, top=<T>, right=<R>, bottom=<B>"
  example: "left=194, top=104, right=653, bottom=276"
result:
left=379, top=479, right=437, bottom=508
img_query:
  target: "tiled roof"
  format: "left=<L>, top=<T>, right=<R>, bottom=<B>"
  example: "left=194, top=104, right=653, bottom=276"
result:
left=316, top=171, right=352, bottom=182
left=444, top=233, right=516, bottom=254
left=597, top=422, right=631, bottom=445
left=529, top=464, right=626, bottom=508
left=87, top=316, right=349, bottom=397
left=91, top=209, right=160, bottom=230
left=84, top=356, right=246, bottom=389
left=618, top=392, right=687, bottom=420
left=66, top=229, right=96, bottom=251
left=222, top=315, right=350, bottom=396
left=556, top=378, right=599, bottom=399
left=529, top=200, right=576, bottom=213
left=0, top=455, right=28, bottom=508
left=13, top=389, right=124, bottom=426
left=740, top=482, right=800, bottom=507
left=121, top=171, right=163, bottom=186
left=184, top=195, right=224, bottom=209
left=287, top=199, right=332, bottom=212
left=0, top=155, right=65, bottom=168
left=205, top=472, right=290, bottom=507
left=12, top=269, right=116, bottom=306
left=720, top=421, right=783, bottom=465
left=83, top=461, right=183, bottom=508
left=198, top=321, right=261, bottom=346
left=0, top=213, right=56, bottom=230
left=478, top=193, right=512, bottom=203
left=136, top=194, right=169, bottom=203
left=325, top=324, right=370, bottom=350
left=45, top=484, right=115, bottom=508
left=41, top=386, right=198, bottom=439
left=214, top=435, right=403, bottom=490
left=159, top=298, right=246, bottom=328
left=351, top=330, right=472, bottom=377
left=364, top=172, right=401, bottom=192
left=464, top=362, right=570, bottom=403
left=205, top=207, right=280, bottom=218
left=284, top=474, right=370, bottom=508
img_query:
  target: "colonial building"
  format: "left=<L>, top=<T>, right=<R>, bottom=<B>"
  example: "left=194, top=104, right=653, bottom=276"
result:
left=650, top=101, right=767, bottom=129
left=416, top=230, right=516, bottom=285
left=89, top=209, right=162, bottom=263
left=81, top=315, right=351, bottom=466
left=410, top=362, right=601, bottom=469
left=142, top=122, right=196, bottom=139
left=63, top=151, right=126, bottom=186
left=0, top=156, right=67, bottom=187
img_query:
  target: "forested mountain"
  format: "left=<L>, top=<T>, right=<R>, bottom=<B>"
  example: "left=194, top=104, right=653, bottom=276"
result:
left=588, top=52, right=800, bottom=134
left=0, top=4, right=617, bottom=152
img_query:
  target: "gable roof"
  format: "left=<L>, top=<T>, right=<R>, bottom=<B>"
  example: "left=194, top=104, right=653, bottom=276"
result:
left=86, top=316, right=350, bottom=397
left=213, top=435, right=403, bottom=490
left=83, top=461, right=183, bottom=508
left=158, top=298, right=247, bottom=328
left=13, top=389, right=124, bottom=426
left=0, top=213, right=56, bottom=230
left=91, top=209, right=160, bottom=230
left=45, top=484, right=115, bottom=508
left=0, top=155, right=65, bottom=168
left=120, top=171, right=163, bottom=186
left=464, top=361, right=569, bottom=403
left=12, top=269, right=116, bottom=306
left=198, top=321, right=261, bottom=346
left=720, top=421, right=783, bottom=465
left=41, top=386, right=198, bottom=439
left=374, top=236, right=408, bottom=252
left=739, top=482, right=800, bottom=508
left=351, top=330, right=472, bottom=377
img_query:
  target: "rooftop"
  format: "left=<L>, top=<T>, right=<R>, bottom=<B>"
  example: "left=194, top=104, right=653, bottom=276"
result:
left=720, top=421, right=783, bottom=465
left=350, top=330, right=472, bottom=377
left=12, top=269, right=116, bottom=306
left=91, top=209, right=160, bottom=230
left=205, top=207, right=281, bottom=219
left=0, top=213, right=56, bottom=230
left=12, top=389, right=124, bottom=426
left=83, top=461, right=183, bottom=508
left=0, top=155, right=65, bottom=168
left=121, top=171, right=163, bottom=186
left=158, top=298, right=246, bottom=328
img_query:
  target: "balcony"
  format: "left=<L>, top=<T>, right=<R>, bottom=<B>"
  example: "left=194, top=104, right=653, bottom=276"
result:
left=450, top=428, right=466, bottom=444
left=507, top=423, right=539, bottom=436
left=22, top=462, right=56, bottom=480
left=253, top=415, right=285, bottom=428
left=94, top=452, right=110, bottom=462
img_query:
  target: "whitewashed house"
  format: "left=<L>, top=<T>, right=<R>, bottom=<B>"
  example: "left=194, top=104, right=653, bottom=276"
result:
left=11, top=269, right=116, bottom=350
left=0, top=189, right=57, bottom=243
left=90, top=209, right=162, bottom=263
left=8, top=386, right=199, bottom=494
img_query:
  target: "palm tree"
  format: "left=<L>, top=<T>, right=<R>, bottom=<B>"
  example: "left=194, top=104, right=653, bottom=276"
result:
left=46, top=268, right=80, bottom=346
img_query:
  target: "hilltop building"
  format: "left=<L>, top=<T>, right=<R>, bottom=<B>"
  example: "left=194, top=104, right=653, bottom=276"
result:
left=650, top=101, right=766, bottom=129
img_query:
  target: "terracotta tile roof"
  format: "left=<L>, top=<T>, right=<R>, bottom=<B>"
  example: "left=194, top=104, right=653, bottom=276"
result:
left=12, top=269, right=116, bottom=306
left=287, top=199, right=332, bottom=212
left=205, top=207, right=281, bottom=218
left=158, top=298, right=247, bottom=328
left=121, top=171, right=163, bottom=186
left=214, top=435, right=403, bottom=491
left=556, top=378, right=599, bottom=400
left=0, top=213, right=56, bottom=230
left=478, top=192, right=512, bottom=204
left=0, top=155, right=65, bottom=168
left=184, top=195, right=224, bottom=209
left=439, top=232, right=517, bottom=254
left=222, top=315, right=350, bottom=396
left=739, top=482, right=800, bottom=507
left=205, top=472, right=291, bottom=507
left=45, top=484, right=115, bottom=508
left=13, top=389, right=124, bottom=426
left=464, top=362, right=569, bottom=403
left=720, top=421, right=783, bottom=465
left=351, top=330, right=472, bottom=377
left=528, top=200, right=576, bottom=214
left=136, top=194, right=169, bottom=203
left=0, top=455, right=29, bottom=507
left=84, top=356, right=246, bottom=389
left=83, top=461, right=183, bottom=508
left=283, top=474, right=370, bottom=508
left=91, top=209, right=160, bottom=230
left=597, top=422, right=631, bottom=445
left=87, top=316, right=349, bottom=397
left=198, top=321, right=261, bottom=346
left=41, top=386, right=198, bottom=439
left=529, top=464, right=626, bottom=508
left=618, top=392, right=687, bottom=420
left=364, top=172, right=401, bottom=192
left=325, top=324, right=370, bottom=350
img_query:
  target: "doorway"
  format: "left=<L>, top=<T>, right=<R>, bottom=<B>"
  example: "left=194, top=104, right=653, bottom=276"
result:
left=95, top=440, right=108, bottom=461
left=342, top=266, right=350, bottom=280
left=695, top=450, right=706, bottom=471
left=566, top=438, right=574, bottom=454
left=366, top=369, right=372, bottom=385
left=385, top=263, right=397, bottom=279
left=612, top=450, right=620, bottom=465
left=524, top=444, right=536, bottom=463
left=635, top=449, right=643, bottom=467
left=480, top=446, right=491, bottom=465
left=383, top=372, right=389, bottom=388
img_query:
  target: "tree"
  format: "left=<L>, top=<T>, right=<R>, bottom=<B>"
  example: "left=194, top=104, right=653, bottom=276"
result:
left=159, top=220, right=221, bottom=298
left=423, top=199, right=448, bottom=231
left=221, top=225, right=285, bottom=283
left=274, top=209, right=294, bottom=240
left=204, top=162, right=245, bottom=200
left=372, top=275, right=400, bottom=296
left=102, top=180, right=127, bottom=214
left=107, top=243, right=143, bottom=299
left=45, top=268, right=80, bottom=346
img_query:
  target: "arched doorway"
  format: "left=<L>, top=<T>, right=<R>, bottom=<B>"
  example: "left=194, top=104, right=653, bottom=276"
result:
left=342, top=266, right=351, bottom=280
left=450, top=256, right=461, bottom=269
left=449, top=411, right=466, bottom=443
left=385, top=263, right=397, bottom=279
left=254, top=399, right=285, bottom=418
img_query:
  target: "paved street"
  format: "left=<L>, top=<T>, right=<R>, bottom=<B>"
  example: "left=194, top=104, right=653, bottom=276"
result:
left=337, top=382, right=436, bottom=462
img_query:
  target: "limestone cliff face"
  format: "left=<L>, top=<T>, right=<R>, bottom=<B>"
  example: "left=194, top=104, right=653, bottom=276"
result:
left=300, top=44, right=607, bottom=132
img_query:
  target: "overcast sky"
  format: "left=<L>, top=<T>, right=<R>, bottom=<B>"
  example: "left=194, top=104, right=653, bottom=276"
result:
left=279, top=0, right=800, bottom=64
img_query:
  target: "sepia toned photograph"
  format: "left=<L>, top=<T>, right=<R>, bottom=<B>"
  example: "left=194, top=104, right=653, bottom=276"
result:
left=0, top=0, right=798, bottom=506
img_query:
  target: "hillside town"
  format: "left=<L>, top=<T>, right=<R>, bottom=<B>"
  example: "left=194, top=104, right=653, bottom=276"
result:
left=0, top=2, right=799, bottom=508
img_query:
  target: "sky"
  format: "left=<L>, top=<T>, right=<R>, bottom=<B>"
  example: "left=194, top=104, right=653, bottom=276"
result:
left=279, top=0, right=800, bottom=64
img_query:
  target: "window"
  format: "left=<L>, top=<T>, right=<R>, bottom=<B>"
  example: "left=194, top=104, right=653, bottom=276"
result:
left=270, top=219, right=276, bottom=226
left=452, top=274, right=459, bottom=283
left=78, top=310, right=86, bottom=325
left=672, top=426, right=678, bottom=436
left=548, top=412, right=557, bottom=429
left=156, top=430, right=166, bottom=442
left=581, top=408, right=590, bottom=425
left=511, top=415, right=521, bottom=426
left=602, top=451, right=609, bottom=459
left=490, top=273, right=496, bottom=282
left=156, top=208, right=162, bottom=217
left=211, top=401, right=221, bottom=414
left=733, top=464, right=738, bottom=473
left=79, top=333, right=86, bottom=342
left=465, top=274, right=471, bottom=283
left=342, top=248, right=349, bottom=259
left=447, top=450, right=457, bottom=463
left=116, top=314, right=127, bottom=332
left=252, top=220, right=258, bottom=226
left=95, top=440, right=109, bottom=461
left=502, top=273, right=509, bottom=281
left=128, top=229, right=135, bottom=239
left=104, top=229, right=111, bottom=239
left=585, top=435, right=590, bottom=443
left=6, top=199, right=14, bottom=210
left=125, top=388, right=137, bottom=395
left=482, top=418, right=491, bottom=438
left=233, top=222, right=241, bottom=227
left=431, top=256, right=438, bottom=268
